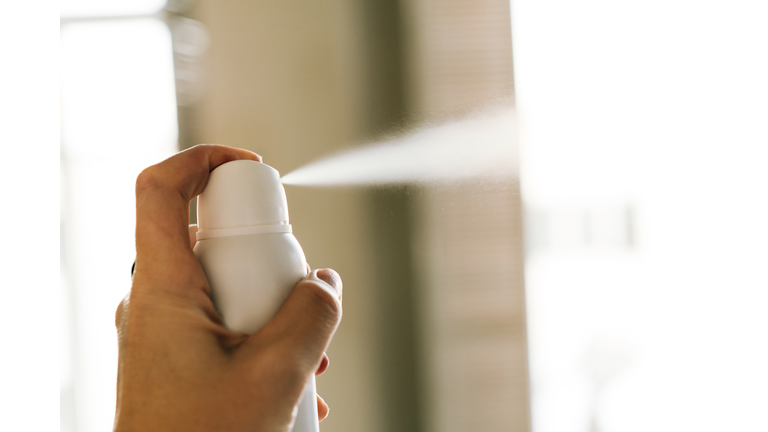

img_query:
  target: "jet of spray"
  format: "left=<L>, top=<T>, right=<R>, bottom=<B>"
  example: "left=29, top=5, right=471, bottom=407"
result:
left=280, top=107, right=517, bottom=187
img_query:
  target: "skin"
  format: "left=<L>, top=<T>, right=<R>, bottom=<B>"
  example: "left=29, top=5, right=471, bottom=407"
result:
left=114, top=144, right=343, bottom=432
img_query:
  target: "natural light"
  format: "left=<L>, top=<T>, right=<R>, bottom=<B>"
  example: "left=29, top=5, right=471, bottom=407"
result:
left=60, top=10, right=177, bottom=432
left=57, top=1, right=768, bottom=431
left=513, top=0, right=768, bottom=431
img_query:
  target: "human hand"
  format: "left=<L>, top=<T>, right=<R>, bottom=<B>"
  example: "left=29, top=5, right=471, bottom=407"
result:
left=114, top=144, right=343, bottom=432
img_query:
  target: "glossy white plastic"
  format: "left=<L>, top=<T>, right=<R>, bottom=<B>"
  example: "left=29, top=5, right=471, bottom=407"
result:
left=193, top=160, right=317, bottom=432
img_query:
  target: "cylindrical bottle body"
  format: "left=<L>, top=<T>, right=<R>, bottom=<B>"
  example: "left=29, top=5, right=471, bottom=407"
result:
left=194, top=232, right=318, bottom=432
left=194, top=233, right=307, bottom=333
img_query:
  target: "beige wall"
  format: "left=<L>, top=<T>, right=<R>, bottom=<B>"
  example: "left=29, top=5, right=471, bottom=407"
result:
left=177, top=1, right=529, bottom=431
left=402, top=0, right=530, bottom=431
left=181, top=1, right=406, bottom=431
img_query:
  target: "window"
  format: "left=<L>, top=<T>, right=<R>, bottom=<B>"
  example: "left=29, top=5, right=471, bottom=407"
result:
left=60, top=3, right=177, bottom=431
left=513, top=1, right=768, bottom=430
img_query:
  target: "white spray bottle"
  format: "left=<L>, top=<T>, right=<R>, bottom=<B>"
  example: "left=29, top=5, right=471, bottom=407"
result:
left=192, top=160, right=318, bottom=432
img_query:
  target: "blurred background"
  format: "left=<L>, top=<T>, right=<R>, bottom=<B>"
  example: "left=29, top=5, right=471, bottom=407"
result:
left=59, top=1, right=767, bottom=432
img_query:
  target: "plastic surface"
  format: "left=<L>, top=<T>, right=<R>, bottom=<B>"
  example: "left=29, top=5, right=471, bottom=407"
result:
left=197, top=160, right=290, bottom=238
left=193, top=160, right=318, bottom=432
left=194, top=233, right=307, bottom=333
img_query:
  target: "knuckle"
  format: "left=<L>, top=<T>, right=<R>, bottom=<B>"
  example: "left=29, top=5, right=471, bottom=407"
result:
left=271, top=352, right=306, bottom=383
left=246, top=346, right=307, bottom=393
left=135, top=166, right=162, bottom=195
left=188, top=144, right=210, bottom=162
left=115, top=297, right=127, bottom=328
left=185, top=144, right=216, bottom=171
left=191, top=143, right=214, bottom=153
left=298, top=280, right=342, bottom=322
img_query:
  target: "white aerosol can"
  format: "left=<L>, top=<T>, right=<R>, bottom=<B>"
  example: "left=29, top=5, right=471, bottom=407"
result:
left=193, top=160, right=318, bottom=432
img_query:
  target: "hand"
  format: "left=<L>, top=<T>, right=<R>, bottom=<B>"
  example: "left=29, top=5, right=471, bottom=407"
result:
left=114, top=144, right=343, bottom=432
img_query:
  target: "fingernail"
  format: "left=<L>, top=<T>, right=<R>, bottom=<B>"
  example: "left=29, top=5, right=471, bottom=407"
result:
left=312, top=269, right=342, bottom=297
left=317, top=394, right=330, bottom=421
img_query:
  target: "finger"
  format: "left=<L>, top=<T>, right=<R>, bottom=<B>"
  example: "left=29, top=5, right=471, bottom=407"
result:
left=134, top=145, right=260, bottom=279
left=115, top=298, right=126, bottom=329
left=316, top=353, right=329, bottom=376
left=115, top=293, right=131, bottom=347
left=247, top=269, right=342, bottom=376
left=188, top=224, right=198, bottom=249
left=317, top=395, right=329, bottom=421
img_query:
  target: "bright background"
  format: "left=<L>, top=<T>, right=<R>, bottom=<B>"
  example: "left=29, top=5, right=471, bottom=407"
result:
left=513, top=1, right=768, bottom=431
left=55, top=0, right=768, bottom=431
left=60, top=2, right=178, bottom=431
left=1, top=2, right=58, bottom=431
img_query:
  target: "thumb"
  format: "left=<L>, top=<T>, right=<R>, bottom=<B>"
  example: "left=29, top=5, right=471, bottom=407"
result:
left=240, top=269, right=343, bottom=376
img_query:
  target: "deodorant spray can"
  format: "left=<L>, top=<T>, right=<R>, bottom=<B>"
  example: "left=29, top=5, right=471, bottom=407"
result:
left=193, top=160, right=318, bottom=432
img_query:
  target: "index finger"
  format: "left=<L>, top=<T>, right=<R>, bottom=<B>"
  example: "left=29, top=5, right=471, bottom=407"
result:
left=134, top=145, right=261, bottom=274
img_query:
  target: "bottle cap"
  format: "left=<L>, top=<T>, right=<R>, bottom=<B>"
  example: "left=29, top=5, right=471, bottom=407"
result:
left=196, top=160, right=292, bottom=240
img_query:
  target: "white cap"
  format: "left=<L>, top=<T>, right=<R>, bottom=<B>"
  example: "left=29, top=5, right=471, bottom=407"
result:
left=196, top=160, right=292, bottom=240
